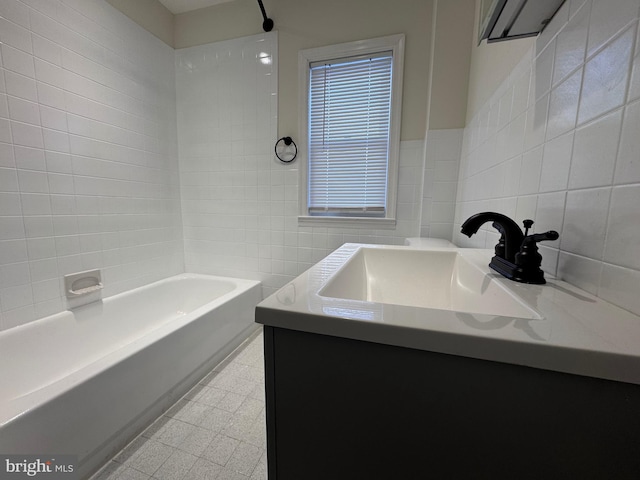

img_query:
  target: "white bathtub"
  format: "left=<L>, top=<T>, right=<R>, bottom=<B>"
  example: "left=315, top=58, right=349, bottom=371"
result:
left=0, top=273, right=261, bottom=479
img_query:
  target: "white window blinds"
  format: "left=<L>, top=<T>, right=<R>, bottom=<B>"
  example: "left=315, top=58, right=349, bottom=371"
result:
left=308, top=52, right=393, bottom=216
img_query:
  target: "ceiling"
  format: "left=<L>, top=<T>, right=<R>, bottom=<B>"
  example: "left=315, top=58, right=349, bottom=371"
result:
left=158, top=0, right=237, bottom=14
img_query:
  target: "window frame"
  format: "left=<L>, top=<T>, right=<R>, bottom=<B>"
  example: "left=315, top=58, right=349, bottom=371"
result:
left=297, top=34, right=405, bottom=228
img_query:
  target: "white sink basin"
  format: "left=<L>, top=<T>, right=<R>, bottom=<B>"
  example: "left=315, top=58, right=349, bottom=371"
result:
left=319, top=247, right=541, bottom=319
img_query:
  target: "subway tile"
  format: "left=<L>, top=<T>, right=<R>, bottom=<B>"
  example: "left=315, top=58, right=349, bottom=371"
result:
left=8, top=97, right=41, bottom=126
left=42, top=128, right=70, bottom=153
left=515, top=195, right=538, bottom=222
left=540, top=131, right=574, bottom=193
left=497, top=87, right=514, bottom=130
left=0, top=239, right=28, bottom=265
left=24, top=216, right=54, bottom=238
left=557, top=251, right=602, bottom=295
left=11, top=121, right=44, bottom=149
left=0, top=0, right=30, bottom=29
left=534, top=191, right=566, bottom=242
left=614, top=99, right=640, bottom=184
left=0, top=192, right=22, bottom=215
left=18, top=170, right=49, bottom=194
left=599, top=262, right=640, bottom=316
left=39, top=105, right=68, bottom=131
left=629, top=23, right=640, bottom=102
left=553, top=0, right=590, bottom=86
left=34, top=58, right=66, bottom=88
left=432, top=182, right=457, bottom=202
left=14, top=146, right=46, bottom=171
left=539, top=244, right=559, bottom=276
left=4, top=70, right=38, bottom=102
left=23, top=0, right=59, bottom=19
left=603, top=184, right=640, bottom=270
left=507, top=113, right=526, bottom=159
left=0, top=166, right=19, bottom=191
left=546, top=67, right=581, bottom=140
left=37, top=82, right=65, bottom=110
left=53, top=215, right=79, bottom=236
left=0, top=262, right=30, bottom=289
left=33, top=290, right=62, bottom=317
left=511, top=71, right=531, bottom=120
left=48, top=173, right=74, bottom=194
left=2, top=304, right=36, bottom=330
left=45, top=151, right=73, bottom=173
left=561, top=187, right=611, bottom=259
left=0, top=284, right=33, bottom=312
left=586, top=0, right=639, bottom=57
left=431, top=202, right=455, bottom=223
left=578, top=27, right=635, bottom=125
left=1, top=44, right=35, bottom=78
left=32, top=34, right=63, bottom=66
left=530, top=41, right=555, bottom=101
left=0, top=18, right=32, bottom=54
left=0, top=95, right=8, bottom=120
left=54, top=235, right=80, bottom=256
left=570, top=108, right=623, bottom=189
left=0, top=119, right=12, bottom=144
left=569, top=0, right=590, bottom=19
left=26, top=237, right=56, bottom=261
left=502, top=156, right=522, bottom=197
left=20, top=194, right=51, bottom=215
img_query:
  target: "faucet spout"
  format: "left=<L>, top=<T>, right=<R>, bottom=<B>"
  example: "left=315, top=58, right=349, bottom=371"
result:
left=460, top=212, right=524, bottom=263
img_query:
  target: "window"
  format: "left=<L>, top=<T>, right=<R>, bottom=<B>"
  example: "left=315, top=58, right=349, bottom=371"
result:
left=298, top=35, right=405, bottom=227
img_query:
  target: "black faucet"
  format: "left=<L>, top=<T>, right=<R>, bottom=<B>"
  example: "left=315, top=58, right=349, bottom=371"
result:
left=460, top=212, right=559, bottom=284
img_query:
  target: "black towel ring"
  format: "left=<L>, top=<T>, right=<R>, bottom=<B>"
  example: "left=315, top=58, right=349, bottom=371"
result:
left=275, top=136, right=297, bottom=163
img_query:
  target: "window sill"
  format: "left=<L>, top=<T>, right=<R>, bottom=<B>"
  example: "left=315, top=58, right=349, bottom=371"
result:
left=297, top=216, right=397, bottom=229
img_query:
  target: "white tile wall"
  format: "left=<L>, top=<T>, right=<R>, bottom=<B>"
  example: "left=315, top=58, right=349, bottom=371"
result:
left=420, top=129, right=462, bottom=239
left=0, top=0, right=183, bottom=331
left=175, top=35, right=425, bottom=297
left=454, top=0, right=640, bottom=316
left=1, top=2, right=433, bottom=330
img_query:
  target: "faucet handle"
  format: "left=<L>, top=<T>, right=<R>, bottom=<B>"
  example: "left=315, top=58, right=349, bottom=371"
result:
left=514, top=230, right=560, bottom=284
left=523, top=230, right=559, bottom=245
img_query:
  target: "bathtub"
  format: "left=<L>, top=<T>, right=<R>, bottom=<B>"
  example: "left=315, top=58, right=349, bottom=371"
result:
left=0, top=273, right=261, bottom=479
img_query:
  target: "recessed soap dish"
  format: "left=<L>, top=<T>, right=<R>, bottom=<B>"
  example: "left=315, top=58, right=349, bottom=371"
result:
left=64, top=269, right=103, bottom=299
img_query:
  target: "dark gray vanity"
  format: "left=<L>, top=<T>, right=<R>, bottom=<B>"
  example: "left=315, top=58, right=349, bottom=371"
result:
left=260, top=325, right=640, bottom=480
left=255, top=243, right=640, bottom=480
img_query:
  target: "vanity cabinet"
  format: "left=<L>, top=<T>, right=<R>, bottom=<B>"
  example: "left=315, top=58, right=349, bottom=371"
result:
left=263, top=325, right=640, bottom=480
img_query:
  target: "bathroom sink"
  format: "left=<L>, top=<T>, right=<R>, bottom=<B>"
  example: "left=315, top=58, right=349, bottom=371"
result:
left=319, top=247, right=540, bottom=319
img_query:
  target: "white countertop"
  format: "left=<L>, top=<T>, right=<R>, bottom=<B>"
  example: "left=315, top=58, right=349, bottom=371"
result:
left=255, top=243, right=640, bottom=385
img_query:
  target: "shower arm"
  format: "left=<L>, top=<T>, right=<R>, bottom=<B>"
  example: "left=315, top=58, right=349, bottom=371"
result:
left=257, top=0, right=274, bottom=32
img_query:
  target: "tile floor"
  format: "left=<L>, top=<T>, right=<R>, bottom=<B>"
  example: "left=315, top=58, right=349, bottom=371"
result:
left=92, top=329, right=267, bottom=480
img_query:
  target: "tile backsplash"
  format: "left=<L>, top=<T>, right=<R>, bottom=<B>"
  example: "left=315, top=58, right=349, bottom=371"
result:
left=454, top=0, right=640, bottom=316
left=0, top=0, right=183, bottom=330
left=420, top=128, right=462, bottom=240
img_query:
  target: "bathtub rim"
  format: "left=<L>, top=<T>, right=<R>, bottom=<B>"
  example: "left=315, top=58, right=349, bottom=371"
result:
left=0, top=273, right=261, bottom=429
